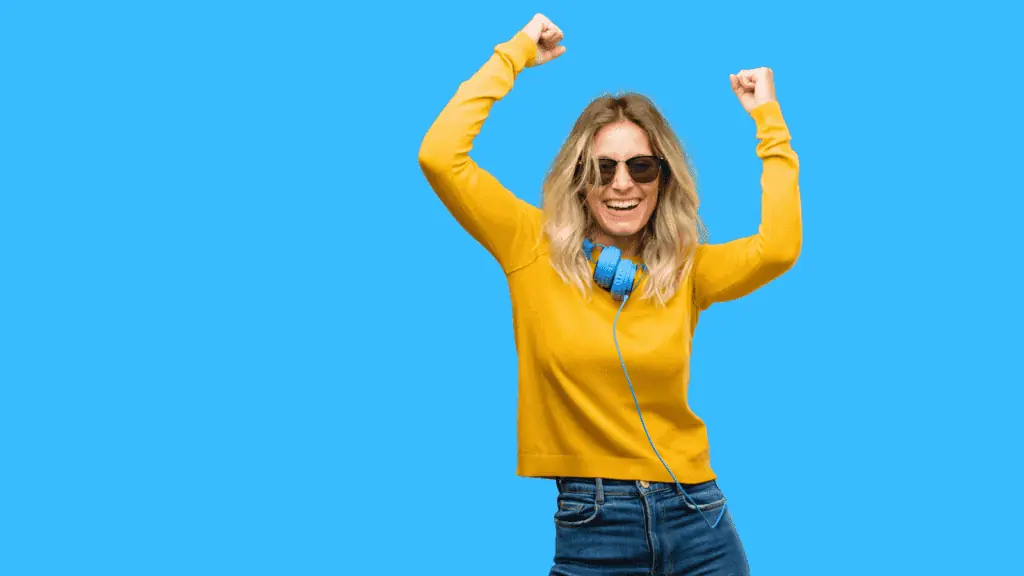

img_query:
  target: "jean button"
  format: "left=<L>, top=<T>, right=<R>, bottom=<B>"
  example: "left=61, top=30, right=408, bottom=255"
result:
left=639, top=480, right=650, bottom=488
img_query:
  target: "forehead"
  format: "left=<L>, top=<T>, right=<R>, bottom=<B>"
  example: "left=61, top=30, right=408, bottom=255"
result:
left=593, top=120, right=652, bottom=158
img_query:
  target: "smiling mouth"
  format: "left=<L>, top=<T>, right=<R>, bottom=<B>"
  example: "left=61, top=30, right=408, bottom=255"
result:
left=603, top=199, right=641, bottom=212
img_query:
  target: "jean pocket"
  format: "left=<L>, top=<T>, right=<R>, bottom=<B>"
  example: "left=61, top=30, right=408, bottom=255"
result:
left=677, top=480, right=727, bottom=512
left=553, top=492, right=601, bottom=527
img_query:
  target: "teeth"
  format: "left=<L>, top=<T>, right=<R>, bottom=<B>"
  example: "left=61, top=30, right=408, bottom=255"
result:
left=605, top=199, right=640, bottom=209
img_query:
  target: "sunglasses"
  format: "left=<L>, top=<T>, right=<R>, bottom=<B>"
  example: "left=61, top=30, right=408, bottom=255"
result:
left=576, top=155, right=667, bottom=186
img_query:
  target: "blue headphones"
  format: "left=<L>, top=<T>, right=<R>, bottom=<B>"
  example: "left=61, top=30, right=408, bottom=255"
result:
left=582, top=238, right=647, bottom=301
left=583, top=236, right=728, bottom=531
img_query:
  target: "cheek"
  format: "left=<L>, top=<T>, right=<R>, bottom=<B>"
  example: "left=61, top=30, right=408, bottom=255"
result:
left=640, top=187, right=660, bottom=225
left=643, top=185, right=659, bottom=210
left=642, top=181, right=659, bottom=199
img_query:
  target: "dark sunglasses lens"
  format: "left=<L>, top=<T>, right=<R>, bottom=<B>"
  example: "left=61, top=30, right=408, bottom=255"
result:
left=593, top=157, right=661, bottom=185
left=628, top=157, right=660, bottom=183
left=597, top=159, right=617, bottom=185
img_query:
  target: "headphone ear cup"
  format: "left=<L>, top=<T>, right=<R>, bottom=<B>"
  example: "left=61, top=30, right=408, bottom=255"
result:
left=584, top=240, right=639, bottom=301
left=593, top=245, right=621, bottom=290
left=610, top=259, right=637, bottom=301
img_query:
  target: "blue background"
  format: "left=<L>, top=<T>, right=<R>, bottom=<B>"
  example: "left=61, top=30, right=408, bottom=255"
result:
left=2, top=1, right=1021, bottom=574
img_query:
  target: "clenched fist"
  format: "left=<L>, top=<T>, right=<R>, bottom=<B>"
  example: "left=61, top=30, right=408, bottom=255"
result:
left=730, top=68, right=777, bottom=114
left=521, top=13, right=565, bottom=67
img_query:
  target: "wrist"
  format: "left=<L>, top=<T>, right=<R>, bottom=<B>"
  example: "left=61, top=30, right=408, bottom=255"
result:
left=750, top=100, right=786, bottom=132
left=522, top=22, right=542, bottom=43
left=498, top=30, right=539, bottom=70
left=750, top=100, right=780, bottom=116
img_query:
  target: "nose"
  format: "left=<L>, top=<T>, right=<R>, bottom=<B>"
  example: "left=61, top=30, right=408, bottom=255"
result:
left=611, top=162, right=633, bottom=191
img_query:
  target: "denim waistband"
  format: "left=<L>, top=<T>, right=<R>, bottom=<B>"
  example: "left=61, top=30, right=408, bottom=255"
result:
left=554, top=477, right=688, bottom=499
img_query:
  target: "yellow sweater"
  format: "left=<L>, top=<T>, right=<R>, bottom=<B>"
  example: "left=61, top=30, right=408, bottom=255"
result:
left=418, top=31, right=802, bottom=483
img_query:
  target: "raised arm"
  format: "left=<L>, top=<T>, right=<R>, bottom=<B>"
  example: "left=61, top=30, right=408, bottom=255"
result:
left=418, top=16, right=566, bottom=274
left=693, top=68, right=802, bottom=310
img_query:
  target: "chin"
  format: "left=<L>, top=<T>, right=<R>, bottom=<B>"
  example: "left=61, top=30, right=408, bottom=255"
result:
left=600, top=221, right=645, bottom=238
left=594, top=209, right=653, bottom=240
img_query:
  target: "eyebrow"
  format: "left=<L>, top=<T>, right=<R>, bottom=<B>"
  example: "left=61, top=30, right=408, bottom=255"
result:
left=596, top=154, right=655, bottom=160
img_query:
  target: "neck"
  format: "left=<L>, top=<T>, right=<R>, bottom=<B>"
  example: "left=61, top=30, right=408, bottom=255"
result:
left=590, top=230, right=643, bottom=260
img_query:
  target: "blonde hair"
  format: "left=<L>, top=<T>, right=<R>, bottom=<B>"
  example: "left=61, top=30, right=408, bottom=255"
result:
left=541, top=92, right=706, bottom=306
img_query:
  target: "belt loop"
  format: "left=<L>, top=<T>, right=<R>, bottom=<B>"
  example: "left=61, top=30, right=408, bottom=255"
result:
left=595, top=478, right=605, bottom=504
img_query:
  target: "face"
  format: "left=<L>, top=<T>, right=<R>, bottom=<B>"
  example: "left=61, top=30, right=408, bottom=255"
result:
left=584, top=120, right=661, bottom=249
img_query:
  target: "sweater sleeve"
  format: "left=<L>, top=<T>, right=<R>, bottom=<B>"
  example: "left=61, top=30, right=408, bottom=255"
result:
left=693, top=101, right=803, bottom=310
left=417, top=31, right=542, bottom=274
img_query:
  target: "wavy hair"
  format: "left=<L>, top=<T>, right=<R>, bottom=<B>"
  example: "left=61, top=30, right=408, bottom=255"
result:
left=541, top=92, right=706, bottom=306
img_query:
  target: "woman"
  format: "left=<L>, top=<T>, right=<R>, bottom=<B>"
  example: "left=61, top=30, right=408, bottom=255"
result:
left=418, top=13, right=801, bottom=576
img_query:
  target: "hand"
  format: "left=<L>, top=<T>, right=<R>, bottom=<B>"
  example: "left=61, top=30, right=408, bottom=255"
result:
left=730, top=67, right=777, bottom=114
left=521, top=13, right=565, bottom=67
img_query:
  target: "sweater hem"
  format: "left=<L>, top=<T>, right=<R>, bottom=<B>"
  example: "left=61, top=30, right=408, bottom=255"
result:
left=517, top=453, right=717, bottom=485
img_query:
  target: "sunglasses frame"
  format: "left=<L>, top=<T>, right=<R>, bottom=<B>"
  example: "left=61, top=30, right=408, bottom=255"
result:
left=574, top=154, right=670, bottom=187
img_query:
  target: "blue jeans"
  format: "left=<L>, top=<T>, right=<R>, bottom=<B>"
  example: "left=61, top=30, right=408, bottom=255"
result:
left=549, top=477, right=749, bottom=576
